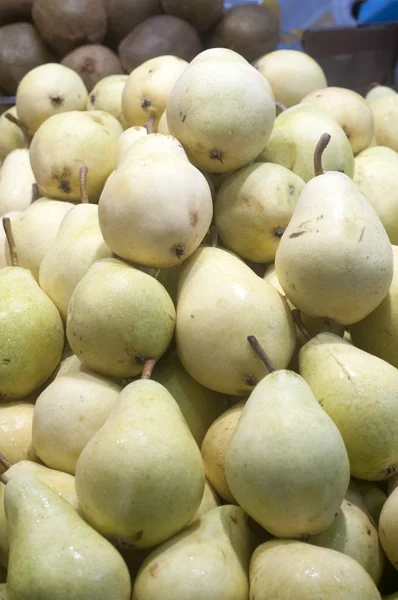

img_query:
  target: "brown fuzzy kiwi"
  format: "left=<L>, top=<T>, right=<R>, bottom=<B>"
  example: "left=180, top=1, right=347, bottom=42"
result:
left=32, top=0, right=107, bottom=57
left=104, top=0, right=162, bottom=50
left=207, top=3, right=280, bottom=63
left=119, top=15, right=202, bottom=73
left=161, top=0, right=224, bottom=33
left=0, top=0, right=33, bottom=26
left=0, top=22, right=53, bottom=94
left=61, top=45, right=123, bottom=92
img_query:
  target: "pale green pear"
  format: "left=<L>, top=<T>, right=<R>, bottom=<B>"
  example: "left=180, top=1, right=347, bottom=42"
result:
left=350, top=245, right=398, bottom=368
left=379, top=487, right=398, bottom=569
left=214, top=162, right=305, bottom=263
left=226, top=370, right=349, bottom=537
left=258, top=104, right=354, bottom=182
left=0, top=460, right=79, bottom=568
left=66, top=258, right=176, bottom=378
left=356, top=146, right=398, bottom=162
left=188, top=480, right=220, bottom=525
left=299, top=333, right=398, bottom=480
left=353, top=479, right=387, bottom=525
left=0, top=403, right=37, bottom=472
left=0, top=107, right=25, bottom=163
left=75, top=379, right=205, bottom=548
left=133, top=505, right=256, bottom=600
left=366, top=85, right=397, bottom=104
left=275, top=172, right=393, bottom=325
left=0, top=149, right=36, bottom=216
left=87, top=74, right=128, bottom=127
left=308, top=499, right=384, bottom=583
left=115, top=126, right=147, bottom=168
left=250, top=540, right=381, bottom=599
left=371, top=94, right=398, bottom=152
left=39, top=204, right=113, bottom=321
left=153, top=352, right=228, bottom=446
left=32, top=367, right=121, bottom=474
left=0, top=268, right=64, bottom=400
left=116, top=133, right=189, bottom=169
left=176, top=247, right=296, bottom=395
left=5, top=475, right=131, bottom=599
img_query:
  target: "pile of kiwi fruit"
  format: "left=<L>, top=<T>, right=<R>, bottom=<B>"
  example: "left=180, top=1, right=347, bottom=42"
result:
left=0, top=0, right=280, bottom=95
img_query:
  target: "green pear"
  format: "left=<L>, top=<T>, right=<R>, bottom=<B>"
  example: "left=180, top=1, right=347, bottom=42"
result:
left=0, top=267, right=64, bottom=399
left=300, top=87, right=375, bottom=154
left=350, top=245, right=398, bottom=367
left=356, top=146, right=398, bottom=162
left=66, top=258, right=176, bottom=378
left=87, top=74, right=128, bottom=127
left=0, top=107, right=25, bottom=163
left=275, top=171, right=393, bottom=325
left=226, top=370, right=349, bottom=537
left=308, top=499, right=384, bottom=583
left=29, top=111, right=122, bottom=202
left=9, top=199, right=74, bottom=281
left=32, top=367, right=121, bottom=474
left=379, top=487, right=398, bottom=569
left=153, top=352, right=228, bottom=446
left=371, top=94, right=398, bottom=152
left=176, top=247, right=296, bottom=395
left=353, top=480, right=387, bottom=525
left=366, top=85, right=397, bottom=104
left=166, top=61, right=275, bottom=173
left=0, top=149, right=36, bottom=215
left=299, top=332, right=398, bottom=480
left=258, top=104, right=354, bottom=182
left=250, top=540, right=382, bottom=599
left=133, top=505, right=255, bottom=600
left=201, top=402, right=245, bottom=503
left=0, top=212, right=22, bottom=268
left=39, top=204, right=113, bottom=321
left=214, top=162, right=305, bottom=263
left=5, top=475, right=131, bottom=599
left=115, top=126, right=147, bottom=168
left=0, top=403, right=37, bottom=472
left=188, top=480, right=220, bottom=525
left=75, top=379, right=205, bottom=548
left=0, top=460, right=79, bottom=568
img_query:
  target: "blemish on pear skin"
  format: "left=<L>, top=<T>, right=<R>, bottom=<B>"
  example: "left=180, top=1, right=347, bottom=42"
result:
left=132, top=530, right=143, bottom=542
left=189, top=211, right=198, bottom=227
left=141, top=98, right=151, bottom=109
left=273, top=227, right=284, bottom=239
left=172, top=244, right=185, bottom=259
left=50, top=96, right=63, bottom=106
left=244, top=374, right=257, bottom=386
left=59, top=180, right=71, bottom=193
left=149, top=563, right=160, bottom=577
left=289, top=231, right=307, bottom=239
left=210, top=150, right=224, bottom=164
left=359, top=227, right=365, bottom=243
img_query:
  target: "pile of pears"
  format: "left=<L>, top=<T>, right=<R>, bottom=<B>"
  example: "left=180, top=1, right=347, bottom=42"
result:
left=2, top=45, right=398, bottom=600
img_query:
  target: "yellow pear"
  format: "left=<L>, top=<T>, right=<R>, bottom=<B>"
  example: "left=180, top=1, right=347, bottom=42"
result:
left=0, top=149, right=35, bottom=215
left=371, top=95, right=398, bottom=152
left=157, top=111, right=169, bottom=135
left=379, top=487, right=398, bottom=569
left=191, top=48, right=249, bottom=66
left=366, top=85, right=397, bottom=104
left=114, top=126, right=147, bottom=168
left=0, top=107, right=25, bottom=163
left=116, top=132, right=189, bottom=169
left=87, top=74, right=128, bottom=127
left=357, top=146, right=398, bottom=162
left=0, top=403, right=37, bottom=472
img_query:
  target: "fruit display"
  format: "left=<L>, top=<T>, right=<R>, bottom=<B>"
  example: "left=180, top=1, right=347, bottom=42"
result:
left=2, top=4, right=398, bottom=595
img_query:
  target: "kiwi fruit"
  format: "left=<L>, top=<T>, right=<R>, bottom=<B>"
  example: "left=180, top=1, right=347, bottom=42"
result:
left=207, top=3, right=280, bottom=63
left=119, top=15, right=202, bottom=73
left=61, top=45, right=123, bottom=92
left=161, top=0, right=224, bottom=33
left=105, top=0, right=162, bottom=49
left=32, top=0, right=107, bottom=57
left=0, top=23, right=53, bottom=94
left=0, top=0, right=33, bottom=26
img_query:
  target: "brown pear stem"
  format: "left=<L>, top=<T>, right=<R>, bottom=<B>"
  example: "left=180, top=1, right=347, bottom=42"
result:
left=31, top=183, right=39, bottom=203
left=211, top=225, right=218, bottom=248
left=291, top=309, right=311, bottom=341
left=0, top=452, right=11, bottom=471
left=247, top=335, right=276, bottom=373
left=314, top=133, right=331, bottom=177
left=5, top=113, right=31, bottom=148
left=79, top=166, right=89, bottom=203
left=143, top=116, right=154, bottom=135
left=276, top=101, right=287, bottom=112
left=2, top=217, right=19, bottom=266
left=0, top=473, right=9, bottom=485
left=141, top=359, right=156, bottom=380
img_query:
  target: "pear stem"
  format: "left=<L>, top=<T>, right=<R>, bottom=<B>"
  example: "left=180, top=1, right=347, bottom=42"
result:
left=314, top=133, right=331, bottom=177
left=31, top=183, right=39, bottom=203
left=5, top=113, right=31, bottom=148
left=141, top=359, right=156, bottom=379
left=211, top=225, right=218, bottom=248
left=276, top=101, right=287, bottom=112
left=143, top=116, right=155, bottom=135
left=291, top=309, right=311, bottom=341
left=79, top=166, right=89, bottom=203
left=247, top=335, right=276, bottom=373
left=2, top=217, right=19, bottom=267
left=0, top=474, right=9, bottom=485
left=0, top=452, right=11, bottom=470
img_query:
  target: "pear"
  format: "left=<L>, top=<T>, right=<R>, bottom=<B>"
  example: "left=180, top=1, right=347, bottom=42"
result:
left=32, top=367, right=121, bottom=475
left=379, top=487, right=398, bottom=569
left=0, top=403, right=37, bottom=471
left=299, top=332, right=398, bottom=480
left=0, top=584, right=5, bottom=599
left=0, top=211, right=22, bottom=268
left=350, top=245, right=398, bottom=366
left=188, top=480, right=220, bottom=525
left=254, top=49, right=327, bottom=108
left=0, top=264, right=64, bottom=400
left=226, top=367, right=349, bottom=537
left=75, top=378, right=205, bottom=548
left=258, top=104, right=355, bottom=181
left=39, top=203, right=113, bottom=321
left=353, top=480, right=387, bottom=525
left=67, top=258, right=175, bottom=378
left=5, top=475, right=131, bottom=599
left=115, top=125, right=147, bottom=168
left=389, top=475, right=398, bottom=496
left=98, top=154, right=213, bottom=268
left=116, top=132, right=189, bottom=168
left=9, top=198, right=74, bottom=281
left=132, top=505, right=255, bottom=600
left=214, top=162, right=305, bottom=263
left=371, top=95, right=398, bottom=152
left=0, top=107, right=25, bottom=163
left=29, top=110, right=123, bottom=202
left=300, top=87, right=374, bottom=155
left=87, top=74, right=128, bottom=127
left=176, top=247, right=296, bottom=395
left=275, top=164, right=393, bottom=325
left=0, top=460, right=79, bottom=568
left=166, top=61, right=275, bottom=173
left=16, top=63, right=88, bottom=135
left=157, top=111, right=169, bottom=135
left=201, top=402, right=245, bottom=503
left=357, top=146, right=398, bottom=162
left=191, top=48, right=249, bottom=66
left=122, top=55, right=189, bottom=131
left=308, top=499, right=385, bottom=583
left=366, top=85, right=397, bottom=104
left=153, top=352, right=228, bottom=446
left=250, top=540, right=382, bottom=599
left=0, top=149, right=35, bottom=215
